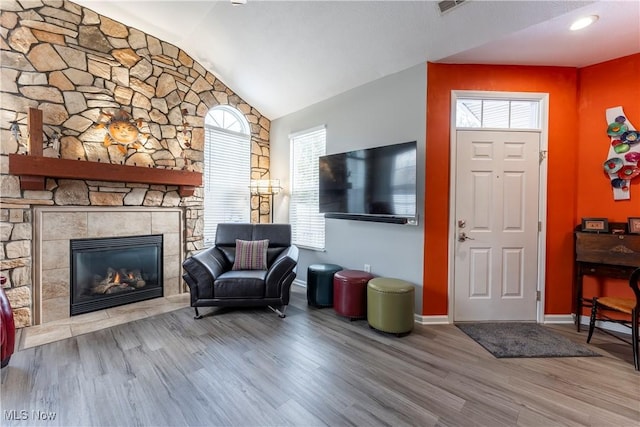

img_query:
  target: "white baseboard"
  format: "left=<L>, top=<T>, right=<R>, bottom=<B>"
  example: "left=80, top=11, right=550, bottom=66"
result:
left=544, top=313, right=631, bottom=335
left=292, top=279, right=306, bottom=288
left=542, top=314, right=574, bottom=324
left=574, top=314, right=631, bottom=335
left=290, top=292, right=629, bottom=335
left=414, top=315, right=449, bottom=325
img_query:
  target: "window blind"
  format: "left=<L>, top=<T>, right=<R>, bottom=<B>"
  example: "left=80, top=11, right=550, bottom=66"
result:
left=289, top=126, right=326, bottom=250
left=203, top=126, right=251, bottom=246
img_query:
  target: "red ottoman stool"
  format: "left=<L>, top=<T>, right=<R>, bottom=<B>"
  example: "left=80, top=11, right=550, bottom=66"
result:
left=333, top=270, right=375, bottom=320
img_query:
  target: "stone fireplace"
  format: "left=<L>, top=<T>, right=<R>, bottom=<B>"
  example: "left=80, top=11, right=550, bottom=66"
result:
left=34, top=207, right=183, bottom=325
left=70, top=234, right=163, bottom=316
left=0, top=2, right=272, bottom=328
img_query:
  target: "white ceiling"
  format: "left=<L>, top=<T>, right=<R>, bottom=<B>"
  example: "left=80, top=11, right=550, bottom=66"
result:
left=74, top=0, right=640, bottom=120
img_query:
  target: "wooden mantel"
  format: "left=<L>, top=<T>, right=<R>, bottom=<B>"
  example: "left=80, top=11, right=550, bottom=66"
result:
left=9, top=154, right=202, bottom=197
left=8, top=109, right=202, bottom=197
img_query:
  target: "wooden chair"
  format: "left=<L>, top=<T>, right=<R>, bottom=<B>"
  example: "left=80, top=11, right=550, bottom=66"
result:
left=587, top=267, right=640, bottom=370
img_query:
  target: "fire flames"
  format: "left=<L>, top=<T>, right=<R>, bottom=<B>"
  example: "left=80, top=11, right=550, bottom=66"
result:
left=92, top=268, right=146, bottom=294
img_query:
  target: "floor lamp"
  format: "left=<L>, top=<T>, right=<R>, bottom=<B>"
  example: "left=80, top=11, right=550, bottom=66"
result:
left=249, top=179, right=282, bottom=223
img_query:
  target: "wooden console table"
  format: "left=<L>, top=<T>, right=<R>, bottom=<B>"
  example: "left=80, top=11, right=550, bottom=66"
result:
left=574, top=224, right=640, bottom=331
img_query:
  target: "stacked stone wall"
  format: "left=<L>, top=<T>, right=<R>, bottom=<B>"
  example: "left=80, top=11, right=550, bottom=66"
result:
left=0, top=0, right=271, bottom=327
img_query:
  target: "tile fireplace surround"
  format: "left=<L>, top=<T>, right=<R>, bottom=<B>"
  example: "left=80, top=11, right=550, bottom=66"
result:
left=33, top=206, right=185, bottom=326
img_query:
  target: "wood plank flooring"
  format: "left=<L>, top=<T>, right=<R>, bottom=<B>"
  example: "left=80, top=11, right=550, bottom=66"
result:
left=1, top=285, right=639, bottom=426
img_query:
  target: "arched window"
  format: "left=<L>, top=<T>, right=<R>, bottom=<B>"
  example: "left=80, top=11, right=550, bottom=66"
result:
left=203, top=106, right=251, bottom=246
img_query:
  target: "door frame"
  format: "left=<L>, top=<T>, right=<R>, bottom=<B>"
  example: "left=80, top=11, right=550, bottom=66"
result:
left=447, top=90, right=550, bottom=323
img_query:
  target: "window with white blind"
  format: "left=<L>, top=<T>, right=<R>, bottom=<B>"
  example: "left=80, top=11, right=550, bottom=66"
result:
left=456, top=98, right=541, bottom=129
left=289, top=126, right=326, bottom=250
left=203, top=106, right=251, bottom=246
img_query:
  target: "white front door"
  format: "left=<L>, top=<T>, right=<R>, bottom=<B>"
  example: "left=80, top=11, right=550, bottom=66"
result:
left=453, top=130, right=540, bottom=321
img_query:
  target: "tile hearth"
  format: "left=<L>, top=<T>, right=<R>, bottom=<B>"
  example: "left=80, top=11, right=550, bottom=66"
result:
left=15, top=293, right=190, bottom=351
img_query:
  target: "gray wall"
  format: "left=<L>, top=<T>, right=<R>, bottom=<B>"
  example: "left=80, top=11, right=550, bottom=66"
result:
left=270, top=63, right=426, bottom=313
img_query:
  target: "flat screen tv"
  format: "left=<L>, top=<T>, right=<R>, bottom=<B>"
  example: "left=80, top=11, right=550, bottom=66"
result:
left=319, top=141, right=417, bottom=224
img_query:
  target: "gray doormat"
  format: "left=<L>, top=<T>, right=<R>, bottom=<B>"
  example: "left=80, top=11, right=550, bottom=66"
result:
left=456, top=323, right=601, bottom=358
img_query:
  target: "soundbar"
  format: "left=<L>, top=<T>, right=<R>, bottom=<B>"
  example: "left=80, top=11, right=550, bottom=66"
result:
left=324, top=213, right=411, bottom=224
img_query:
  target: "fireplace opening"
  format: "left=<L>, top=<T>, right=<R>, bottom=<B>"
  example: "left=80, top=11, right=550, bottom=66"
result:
left=70, top=235, right=163, bottom=316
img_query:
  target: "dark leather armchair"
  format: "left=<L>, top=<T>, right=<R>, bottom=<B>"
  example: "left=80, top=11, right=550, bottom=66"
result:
left=182, top=223, right=299, bottom=318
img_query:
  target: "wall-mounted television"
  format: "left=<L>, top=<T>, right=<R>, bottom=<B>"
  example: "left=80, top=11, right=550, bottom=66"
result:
left=319, top=141, right=417, bottom=224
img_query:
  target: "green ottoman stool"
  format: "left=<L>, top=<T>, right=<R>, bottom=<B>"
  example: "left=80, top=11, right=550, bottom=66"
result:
left=367, top=278, right=415, bottom=335
left=307, top=264, right=342, bottom=307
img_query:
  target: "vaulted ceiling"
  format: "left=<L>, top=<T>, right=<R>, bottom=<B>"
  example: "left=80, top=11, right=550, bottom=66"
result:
left=74, top=1, right=640, bottom=120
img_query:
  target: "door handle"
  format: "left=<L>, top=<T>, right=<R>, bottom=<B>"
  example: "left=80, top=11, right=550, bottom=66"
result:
left=458, top=232, right=474, bottom=242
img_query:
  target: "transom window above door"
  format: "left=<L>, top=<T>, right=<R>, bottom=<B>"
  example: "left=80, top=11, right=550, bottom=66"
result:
left=456, top=98, right=541, bottom=130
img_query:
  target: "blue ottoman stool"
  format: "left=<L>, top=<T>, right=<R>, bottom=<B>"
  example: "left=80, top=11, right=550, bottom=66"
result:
left=307, top=264, right=342, bottom=307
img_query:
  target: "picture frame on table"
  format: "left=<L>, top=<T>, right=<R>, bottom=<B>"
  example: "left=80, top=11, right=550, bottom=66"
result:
left=581, top=218, right=609, bottom=233
left=628, top=217, right=640, bottom=234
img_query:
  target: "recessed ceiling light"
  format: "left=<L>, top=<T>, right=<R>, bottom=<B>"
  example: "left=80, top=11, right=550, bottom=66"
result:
left=570, top=15, right=599, bottom=31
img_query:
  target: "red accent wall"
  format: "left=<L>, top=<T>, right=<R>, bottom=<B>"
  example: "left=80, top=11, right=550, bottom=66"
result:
left=576, top=53, right=640, bottom=302
left=424, top=63, right=579, bottom=316
left=424, top=54, right=640, bottom=317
